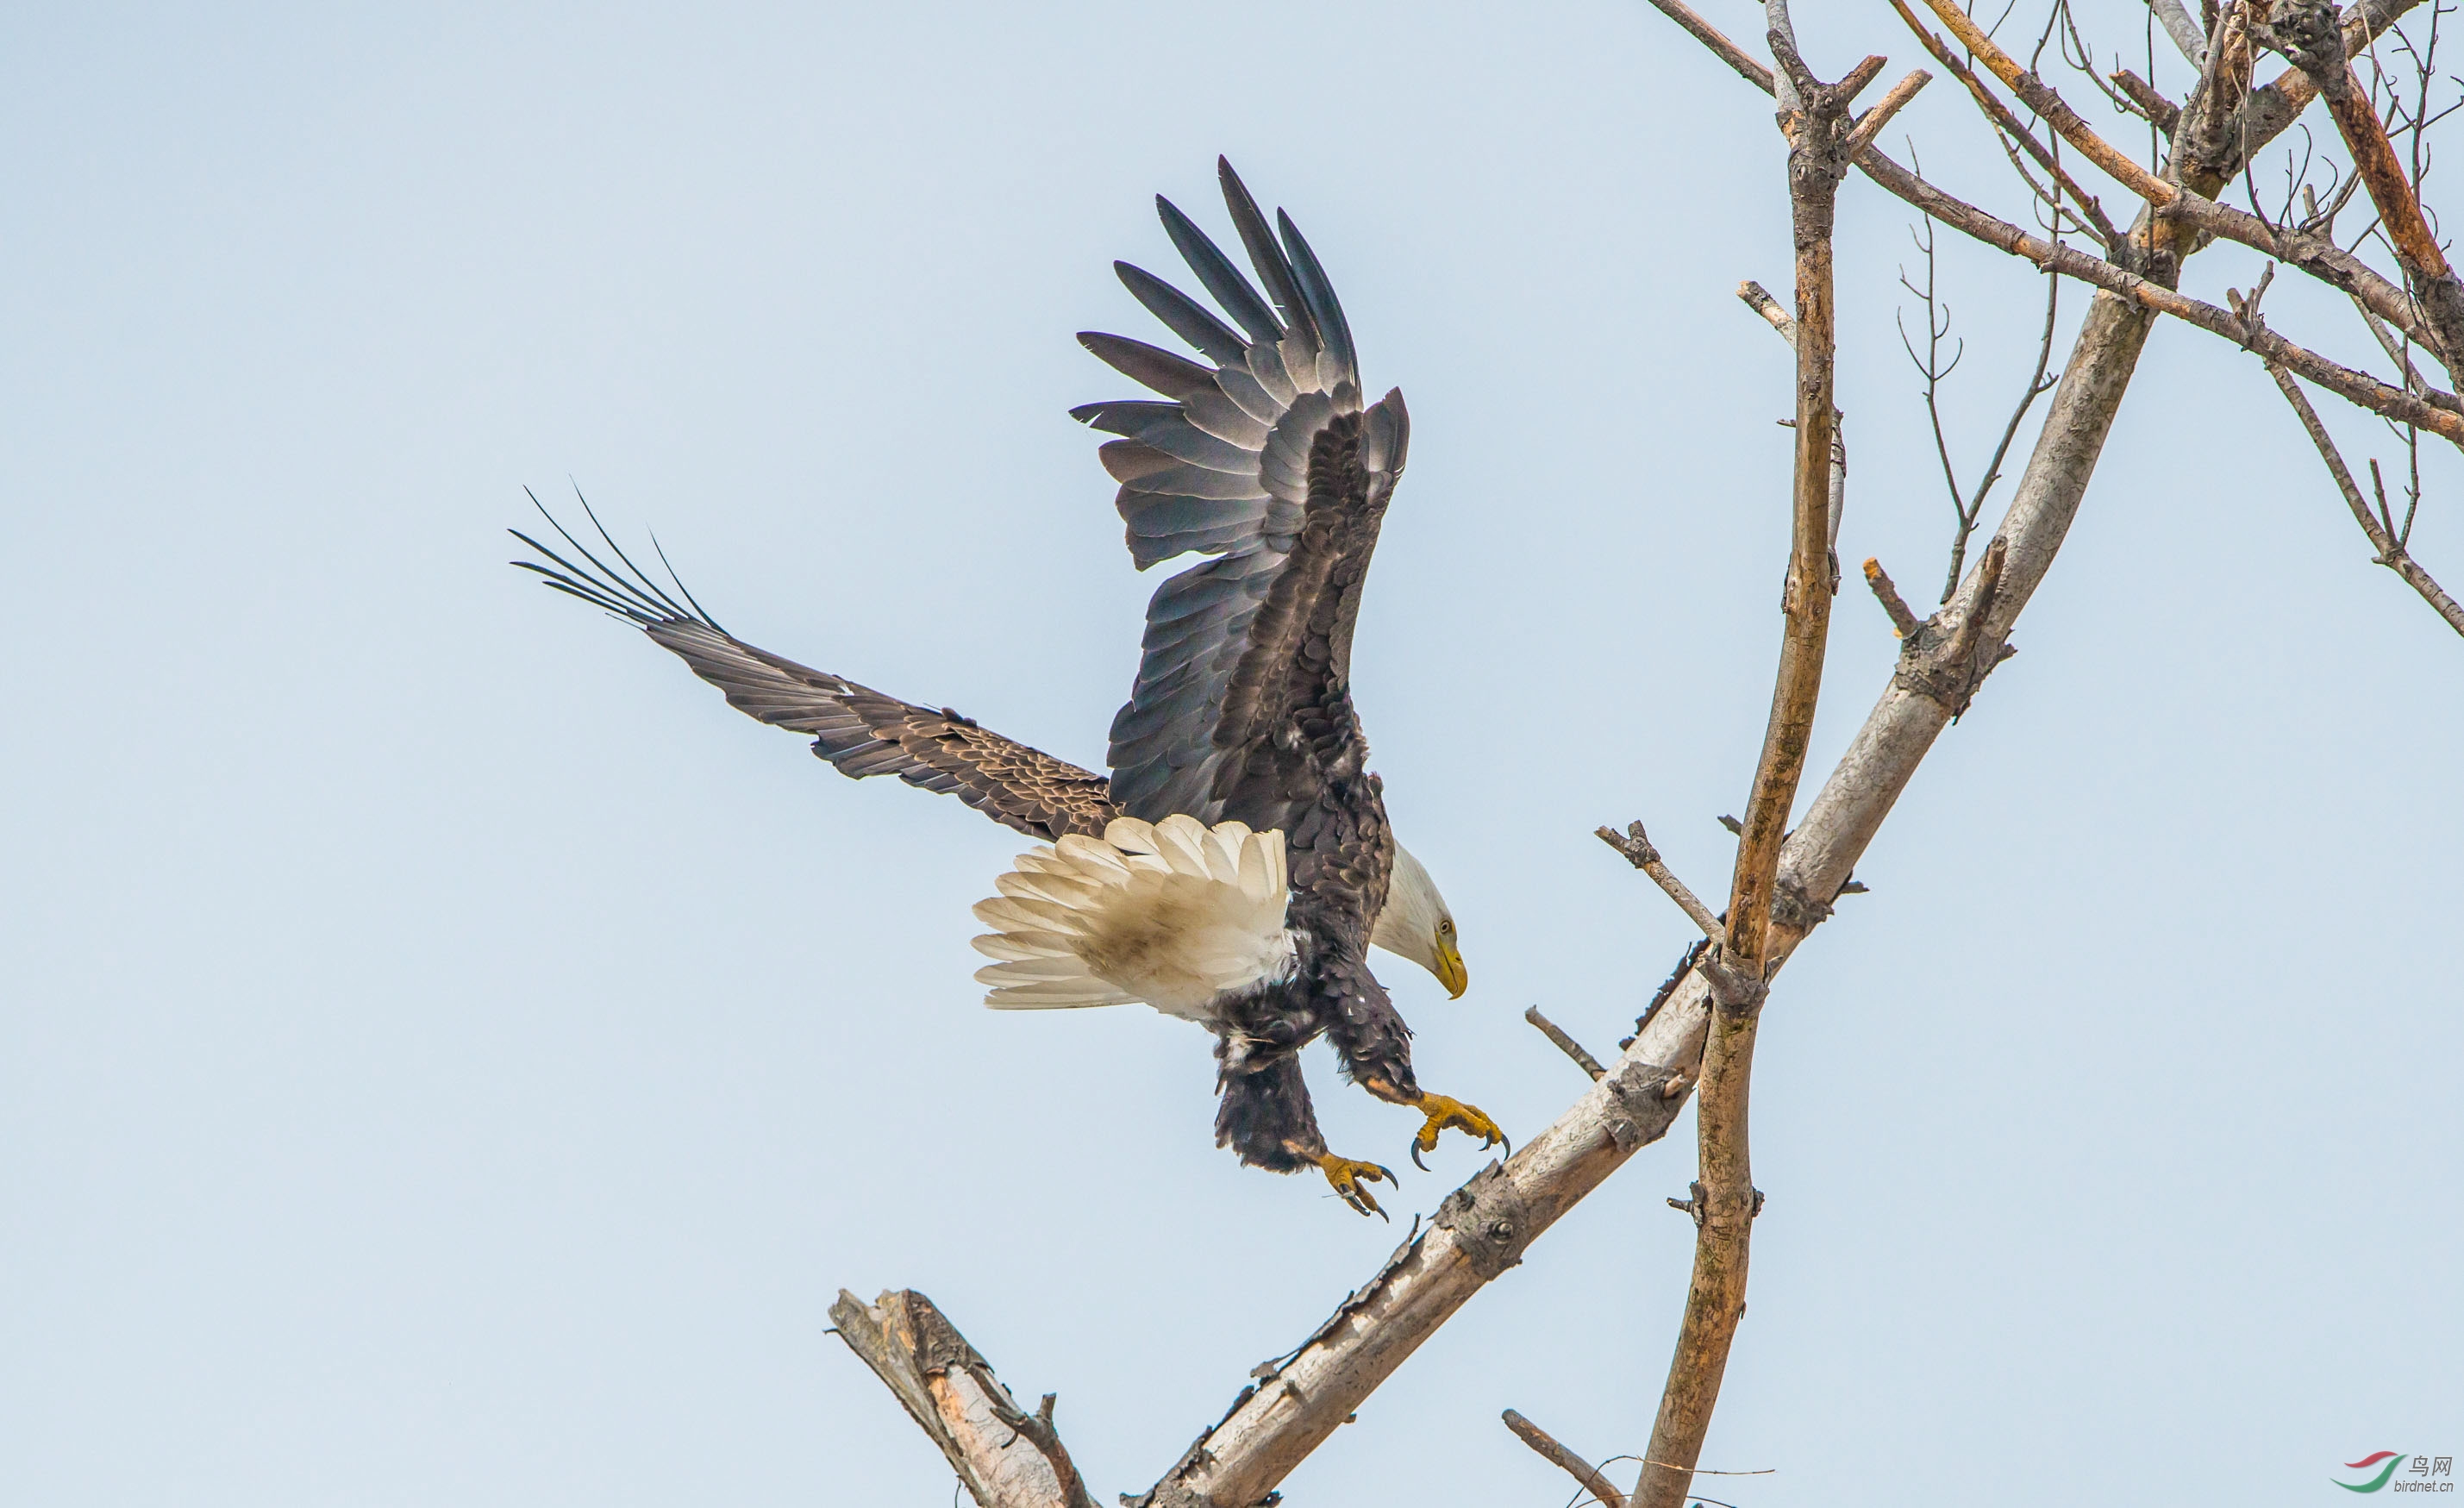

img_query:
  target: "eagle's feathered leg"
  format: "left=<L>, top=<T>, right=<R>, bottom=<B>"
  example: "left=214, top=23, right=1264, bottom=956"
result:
left=1319, top=954, right=1509, bottom=1170
left=1214, top=1041, right=1395, bottom=1219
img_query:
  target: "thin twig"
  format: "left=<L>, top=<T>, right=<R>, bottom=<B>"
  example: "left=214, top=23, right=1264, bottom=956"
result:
left=1525, top=1007, right=1610, bottom=1081
left=1597, top=823, right=1728, bottom=943
left=2354, top=289, right=2433, bottom=395
left=1503, top=1411, right=1629, bottom=1508
left=1947, top=269, right=2064, bottom=602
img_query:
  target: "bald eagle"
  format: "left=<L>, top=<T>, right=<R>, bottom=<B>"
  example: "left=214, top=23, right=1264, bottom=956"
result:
left=516, top=160, right=1500, bottom=1217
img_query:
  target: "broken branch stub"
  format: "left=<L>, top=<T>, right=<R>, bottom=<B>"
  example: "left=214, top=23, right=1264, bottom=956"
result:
left=830, top=1290, right=1093, bottom=1508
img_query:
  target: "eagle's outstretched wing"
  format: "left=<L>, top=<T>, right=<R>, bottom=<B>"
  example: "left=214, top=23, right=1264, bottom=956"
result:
left=1077, top=159, right=1410, bottom=838
left=511, top=500, right=1116, bottom=843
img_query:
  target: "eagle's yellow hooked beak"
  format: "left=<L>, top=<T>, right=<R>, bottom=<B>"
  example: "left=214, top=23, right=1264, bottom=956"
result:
left=1435, top=929, right=1467, bottom=999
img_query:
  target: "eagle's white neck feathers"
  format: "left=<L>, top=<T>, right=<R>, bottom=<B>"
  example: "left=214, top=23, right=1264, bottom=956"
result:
left=1369, top=842, right=1452, bottom=979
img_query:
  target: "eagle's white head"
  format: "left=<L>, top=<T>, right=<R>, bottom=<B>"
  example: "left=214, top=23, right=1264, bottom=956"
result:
left=1372, top=842, right=1467, bottom=998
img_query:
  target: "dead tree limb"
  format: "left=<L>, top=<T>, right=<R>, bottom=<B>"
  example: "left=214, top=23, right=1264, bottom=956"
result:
left=1634, top=18, right=1854, bottom=1502
left=830, top=1290, right=1094, bottom=1508
left=2231, top=0, right=2419, bottom=172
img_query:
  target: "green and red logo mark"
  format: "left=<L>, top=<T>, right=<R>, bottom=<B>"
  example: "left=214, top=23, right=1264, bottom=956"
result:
left=2337, top=1453, right=2407, bottom=1492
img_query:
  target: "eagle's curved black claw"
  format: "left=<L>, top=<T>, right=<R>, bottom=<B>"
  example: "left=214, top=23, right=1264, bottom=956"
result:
left=1316, top=1154, right=1395, bottom=1218
left=1409, top=1091, right=1507, bottom=1167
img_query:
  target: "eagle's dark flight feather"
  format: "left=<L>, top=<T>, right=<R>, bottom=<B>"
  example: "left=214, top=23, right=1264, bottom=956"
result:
left=511, top=496, right=1115, bottom=844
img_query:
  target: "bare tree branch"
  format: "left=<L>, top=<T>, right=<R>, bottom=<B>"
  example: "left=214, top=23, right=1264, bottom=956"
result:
left=1846, top=69, right=1936, bottom=158
left=1914, top=0, right=2181, bottom=207
left=1643, top=0, right=1776, bottom=90
left=2112, top=67, right=2185, bottom=132
left=1863, top=557, right=1925, bottom=637
left=1503, top=1410, right=1629, bottom=1508
left=2233, top=0, right=2424, bottom=175
left=1948, top=269, right=2064, bottom=601
left=1525, top=1006, right=1610, bottom=1081
left=1893, top=0, right=2125, bottom=248
left=1904, top=0, right=2441, bottom=354
left=2267, top=364, right=2464, bottom=632
left=1596, top=823, right=1735, bottom=954
left=2151, top=0, right=2212, bottom=65
left=1856, top=147, right=2464, bottom=440
left=1737, top=278, right=1796, bottom=341
left=1743, top=278, right=1849, bottom=582
left=1634, top=20, right=1856, bottom=1503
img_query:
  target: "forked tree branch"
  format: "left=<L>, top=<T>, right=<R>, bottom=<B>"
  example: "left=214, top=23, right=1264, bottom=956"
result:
left=2267, top=364, right=2464, bottom=633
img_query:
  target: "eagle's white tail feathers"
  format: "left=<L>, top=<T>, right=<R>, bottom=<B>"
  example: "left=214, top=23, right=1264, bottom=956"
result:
left=971, top=815, right=1294, bottom=1018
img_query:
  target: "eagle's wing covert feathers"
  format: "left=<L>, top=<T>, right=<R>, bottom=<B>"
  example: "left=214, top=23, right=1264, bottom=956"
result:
left=510, top=497, right=1116, bottom=843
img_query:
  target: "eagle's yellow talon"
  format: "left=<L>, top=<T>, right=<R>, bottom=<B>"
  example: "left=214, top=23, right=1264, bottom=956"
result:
left=1316, top=1153, right=1395, bottom=1219
left=1408, top=1091, right=1508, bottom=1169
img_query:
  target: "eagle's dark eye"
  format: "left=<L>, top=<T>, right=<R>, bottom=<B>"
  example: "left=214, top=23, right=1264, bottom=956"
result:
left=1439, top=920, right=1454, bottom=936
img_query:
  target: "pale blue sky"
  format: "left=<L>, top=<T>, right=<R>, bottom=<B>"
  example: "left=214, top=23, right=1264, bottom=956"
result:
left=4, top=3, right=2457, bottom=1504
